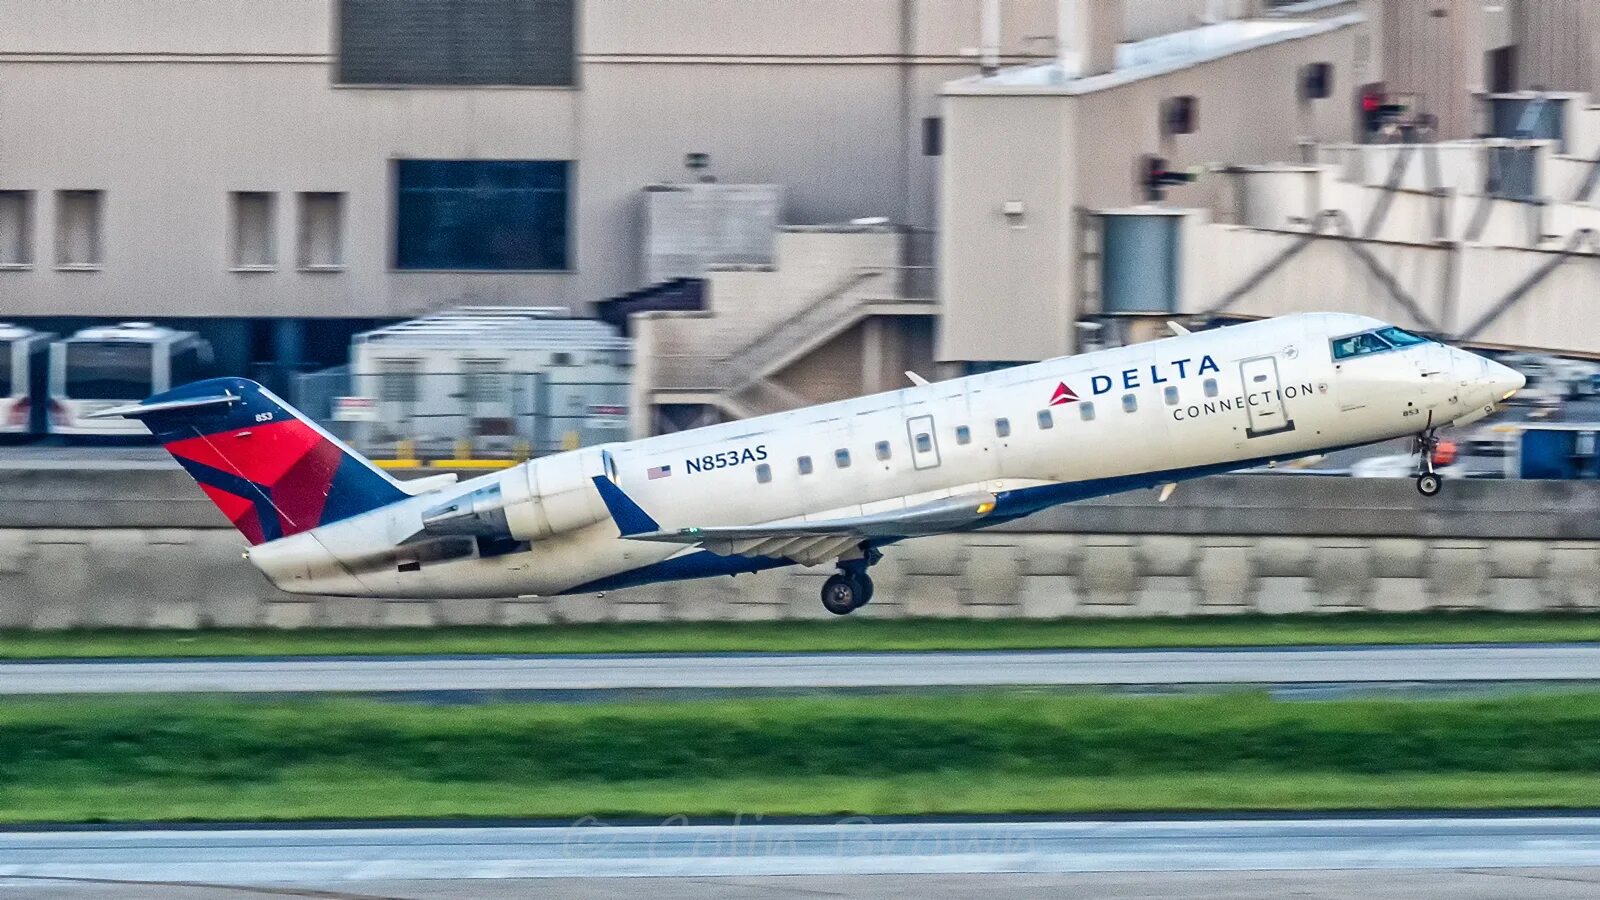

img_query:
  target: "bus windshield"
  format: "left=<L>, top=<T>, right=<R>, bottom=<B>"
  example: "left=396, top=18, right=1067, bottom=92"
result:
left=0, top=342, right=12, bottom=398
left=64, top=342, right=153, bottom=400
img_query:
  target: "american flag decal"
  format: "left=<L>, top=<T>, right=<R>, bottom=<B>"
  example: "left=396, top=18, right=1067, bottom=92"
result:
left=647, top=464, right=672, bottom=480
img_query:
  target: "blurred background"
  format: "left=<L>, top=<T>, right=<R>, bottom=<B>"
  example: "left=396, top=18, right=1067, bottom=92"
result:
left=2, top=0, right=1600, bottom=467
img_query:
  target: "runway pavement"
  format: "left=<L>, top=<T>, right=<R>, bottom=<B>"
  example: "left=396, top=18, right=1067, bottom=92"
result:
left=1, top=815, right=1598, bottom=893
left=2, top=643, right=1599, bottom=694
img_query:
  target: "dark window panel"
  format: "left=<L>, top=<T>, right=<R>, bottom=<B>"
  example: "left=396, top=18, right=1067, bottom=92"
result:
left=339, top=0, right=575, bottom=87
left=395, top=159, right=570, bottom=271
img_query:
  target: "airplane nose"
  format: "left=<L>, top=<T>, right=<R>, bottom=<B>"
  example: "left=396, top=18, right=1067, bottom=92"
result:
left=1486, top=358, right=1526, bottom=401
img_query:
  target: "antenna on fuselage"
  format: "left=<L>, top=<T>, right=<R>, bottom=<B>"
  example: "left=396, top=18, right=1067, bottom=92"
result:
left=1167, top=321, right=1192, bottom=336
left=905, top=371, right=930, bottom=387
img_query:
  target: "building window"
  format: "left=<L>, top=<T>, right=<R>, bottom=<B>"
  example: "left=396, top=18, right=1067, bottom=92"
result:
left=550, top=352, right=573, bottom=366
left=0, top=191, right=31, bottom=267
left=955, top=425, right=971, bottom=445
left=875, top=440, right=892, bottom=461
left=1203, top=378, right=1219, bottom=398
left=1080, top=401, right=1095, bottom=421
left=230, top=192, right=275, bottom=270
left=755, top=463, right=772, bottom=484
left=55, top=190, right=103, bottom=268
left=1164, top=385, right=1180, bottom=406
left=461, top=358, right=508, bottom=404
left=798, top=455, right=813, bottom=475
left=995, top=417, right=1010, bottom=438
left=1164, top=95, right=1198, bottom=134
left=379, top=359, right=419, bottom=403
left=922, top=116, right=943, bottom=156
left=1037, top=410, right=1054, bottom=430
left=337, top=0, right=576, bottom=87
left=395, top=160, right=570, bottom=271
left=1122, top=393, right=1138, bottom=413
left=297, top=192, right=345, bottom=270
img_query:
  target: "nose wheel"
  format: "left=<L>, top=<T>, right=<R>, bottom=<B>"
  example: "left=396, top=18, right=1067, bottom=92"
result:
left=1414, top=424, right=1443, bottom=497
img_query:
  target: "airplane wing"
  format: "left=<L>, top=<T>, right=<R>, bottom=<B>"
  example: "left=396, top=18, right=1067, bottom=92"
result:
left=626, top=491, right=998, bottom=565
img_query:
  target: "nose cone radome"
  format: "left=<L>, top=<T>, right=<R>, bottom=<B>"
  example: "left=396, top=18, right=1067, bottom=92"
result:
left=1487, top=359, right=1526, bottom=401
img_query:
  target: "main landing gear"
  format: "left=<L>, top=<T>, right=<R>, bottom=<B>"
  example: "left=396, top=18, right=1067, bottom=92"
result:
left=820, top=547, right=881, bottom=615
left=1414, top=426, right=1443, bottom=497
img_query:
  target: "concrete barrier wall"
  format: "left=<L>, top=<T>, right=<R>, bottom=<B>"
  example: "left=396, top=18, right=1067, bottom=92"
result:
left=1, top=528, right=1598, bottom=628
left=0, top=467, right=1596, bottom=627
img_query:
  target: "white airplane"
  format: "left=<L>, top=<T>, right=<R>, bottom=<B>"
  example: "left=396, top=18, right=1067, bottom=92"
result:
left=97, top=312, right=1522, bottom=615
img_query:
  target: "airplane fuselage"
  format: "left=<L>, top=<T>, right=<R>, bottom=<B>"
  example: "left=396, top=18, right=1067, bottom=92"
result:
left=246, top=313, right=1521, bottom=601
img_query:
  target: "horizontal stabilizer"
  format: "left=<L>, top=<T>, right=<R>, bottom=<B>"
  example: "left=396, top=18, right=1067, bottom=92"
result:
left=86, top=392, right=240, bottom=419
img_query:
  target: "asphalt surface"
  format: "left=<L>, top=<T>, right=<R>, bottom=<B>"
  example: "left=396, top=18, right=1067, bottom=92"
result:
left=3, top=644, right=1599, bottom=695
left=10, top=871, right=1600, bottom=900
left=1, top=816, right=1598, bottom=897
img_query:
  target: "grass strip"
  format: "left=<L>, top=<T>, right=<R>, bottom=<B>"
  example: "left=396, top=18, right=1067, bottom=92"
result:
left=2, top=612, right=1599, bottom=659
left=3, top=691, right=1600, bottom=822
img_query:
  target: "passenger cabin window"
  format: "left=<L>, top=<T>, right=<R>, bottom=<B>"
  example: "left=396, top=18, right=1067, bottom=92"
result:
left=797, top=455, right=813, bottom=475
left=915, top=432, right=933, bottom=453
left=755, top=463, right=771, bottom=484
left=835, top=449, right=851, bottom=468
left=995, top=417, right=1011, bottom=437
left=1080, top=401, right=1095, bottom=421
left=1331, top=331, right=1394, bottom=360
left=1163, top=385, right=1179, bottom=406
left=1203, top=378, right=1218, bottom=398
left=955, top=425, right=971, bottom=445
left=1122, top=393, right=1138, bottom=413
left=875, top=440, right=892, bottom=461
left=1037, top=410, right=1054, bottom=429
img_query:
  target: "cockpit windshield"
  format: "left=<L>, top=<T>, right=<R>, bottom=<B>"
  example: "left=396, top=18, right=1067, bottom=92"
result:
left=1330, top=327, right=1433, bottom=360
left=1376, top=326, right=1431, bottom=347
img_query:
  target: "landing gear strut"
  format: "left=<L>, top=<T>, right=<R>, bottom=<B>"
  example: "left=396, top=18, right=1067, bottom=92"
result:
left=820, top=547, right=881, bottom=615
left=1414, top=426, right=1443, bottom=497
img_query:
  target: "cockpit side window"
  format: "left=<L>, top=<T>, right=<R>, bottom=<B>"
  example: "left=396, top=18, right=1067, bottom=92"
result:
left=1331, top=331, right=1394, bottom=360
left=1376, top=326, right=1430, bottom=347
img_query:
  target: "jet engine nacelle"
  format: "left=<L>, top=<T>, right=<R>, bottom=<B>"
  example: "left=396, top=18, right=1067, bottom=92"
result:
left=502, top=446, right=617, bottom=540
left=420, top=446, right=619, bottom=542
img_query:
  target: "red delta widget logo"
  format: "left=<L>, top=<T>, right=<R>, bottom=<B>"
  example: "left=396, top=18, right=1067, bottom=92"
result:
left=1049, top=382, right=1079, bottom=406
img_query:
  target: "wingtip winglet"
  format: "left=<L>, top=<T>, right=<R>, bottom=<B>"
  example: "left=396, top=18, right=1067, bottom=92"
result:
left=590, top=476, right=661, bottom=537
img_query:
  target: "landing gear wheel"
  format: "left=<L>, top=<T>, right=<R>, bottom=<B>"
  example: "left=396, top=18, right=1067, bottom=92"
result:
left=821, top=573, right=861, bottom=616
left=1416, top=472, right=1442, bottom=497
left=851, top=572, right=875, bottom=608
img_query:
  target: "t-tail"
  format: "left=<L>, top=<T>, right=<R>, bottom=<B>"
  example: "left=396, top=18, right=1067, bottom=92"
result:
left=92, top=377, right=409, bottom=544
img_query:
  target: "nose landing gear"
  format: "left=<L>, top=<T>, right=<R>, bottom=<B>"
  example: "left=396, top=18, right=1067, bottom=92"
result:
left=1414, top=425, right=1443, bottom=497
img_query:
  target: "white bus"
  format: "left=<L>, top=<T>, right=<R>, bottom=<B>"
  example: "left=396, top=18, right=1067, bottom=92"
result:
left=0, top=324, right=53, bottom=436
left=49, top=323, right=213, bottom=437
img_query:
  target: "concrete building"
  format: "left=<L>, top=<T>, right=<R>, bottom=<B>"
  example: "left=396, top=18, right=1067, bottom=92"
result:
left=0, top=0, right=1066, bottom=375
left=938, top=5, right=1370, bottom=364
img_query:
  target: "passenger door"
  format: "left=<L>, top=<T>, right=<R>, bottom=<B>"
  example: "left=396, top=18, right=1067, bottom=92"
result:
left=1240, top=355, right=1296, bottom=439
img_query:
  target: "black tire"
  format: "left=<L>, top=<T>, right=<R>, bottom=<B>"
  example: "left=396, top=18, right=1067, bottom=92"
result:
left=1416, top=472, right=1442, bottom=497
left=821, top=573, right=859, bottom=615
left=851, top=572, right=875, bottom=609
